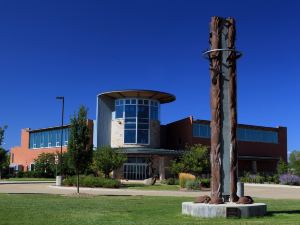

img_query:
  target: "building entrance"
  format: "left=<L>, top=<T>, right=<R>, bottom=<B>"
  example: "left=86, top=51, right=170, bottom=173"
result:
left=123, top=163, right=150, bottom=180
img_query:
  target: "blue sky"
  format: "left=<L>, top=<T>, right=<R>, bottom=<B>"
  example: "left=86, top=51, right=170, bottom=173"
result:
left=0, top=0, right=299, bottom=153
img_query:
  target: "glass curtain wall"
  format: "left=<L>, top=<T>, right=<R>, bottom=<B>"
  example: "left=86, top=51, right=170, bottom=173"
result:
left=29, top=127, right=70, bottom=149
left=114, top=98, right=160, bottom=145
left=192, top=123, right=278, bottom=144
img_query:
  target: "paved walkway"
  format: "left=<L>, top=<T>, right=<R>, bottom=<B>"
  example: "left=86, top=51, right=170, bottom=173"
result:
left=0, top=182, right=300, bottom=199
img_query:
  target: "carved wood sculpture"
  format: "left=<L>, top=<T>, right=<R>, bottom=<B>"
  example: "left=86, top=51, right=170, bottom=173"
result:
left=209, top=16, right=239, bottom=203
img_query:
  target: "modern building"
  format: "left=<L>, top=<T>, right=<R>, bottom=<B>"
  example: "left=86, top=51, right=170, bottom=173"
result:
left=10, top=89, right=287, bottom=179
left=162, top=117, right=287, bottom=175
left=95, top=90, right=179, bottom=180
left=10, top=121, right=93, bottom=172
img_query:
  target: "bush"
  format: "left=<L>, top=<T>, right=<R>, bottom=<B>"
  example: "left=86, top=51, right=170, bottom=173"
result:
left=185, top=180, right=201, bottom=190
left=63, top=175, right=121, bottom=188
left=199, top=178, right=210, bottom=188
left=240, top=173, right=265, bottom=184
left=16, top=171, right=24, bottom=178
left=169, top=144, right=210, bottom=177
left=163, top=178, right=179, bottom=185
left=279, top=174, right=300, bottom=185
left=179, top=173, right=195, bottom=188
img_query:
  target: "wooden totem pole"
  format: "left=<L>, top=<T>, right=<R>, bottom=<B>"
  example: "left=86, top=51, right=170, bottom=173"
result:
left=205, top=16, right=241, bottom=203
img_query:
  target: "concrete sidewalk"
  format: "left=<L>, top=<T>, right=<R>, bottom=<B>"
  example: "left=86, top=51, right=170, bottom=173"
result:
left=0, top=183, right=299, bottom=199
left=0, top=181, right=55, bottom=184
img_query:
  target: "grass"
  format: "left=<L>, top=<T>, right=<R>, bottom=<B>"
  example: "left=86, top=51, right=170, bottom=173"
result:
left=0, top=194, right=300, bottom=225
left=122, top=183, right=180, bottom=191
left=1, top=178, right=55, bottom=181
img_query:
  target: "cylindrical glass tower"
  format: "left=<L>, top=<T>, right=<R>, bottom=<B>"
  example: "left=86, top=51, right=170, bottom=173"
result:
left=96, top=90, right=175, bottom=148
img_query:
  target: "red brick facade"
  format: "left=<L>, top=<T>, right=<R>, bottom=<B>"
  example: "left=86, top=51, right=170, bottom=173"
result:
left=161, top=116, right=287, bottom=174
left=10, top=120, right=94, bottom=171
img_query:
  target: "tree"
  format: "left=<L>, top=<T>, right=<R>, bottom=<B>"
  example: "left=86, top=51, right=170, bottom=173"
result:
left=68, top=106, right=93, bottom=193
left=277, top=158, right=288, bottom=175
left=0, top=149, right=8, bottom=179
left=289, top=150, right=300, bottom=175
left=0, top=126, right=8, bottom=179
left=34, top=153, right=56, bottom=177
left=0, top=125, right=7, bottom=146
left=93, top=146, right=127, bottom=178
left=169, top=144, right=210, bottom=177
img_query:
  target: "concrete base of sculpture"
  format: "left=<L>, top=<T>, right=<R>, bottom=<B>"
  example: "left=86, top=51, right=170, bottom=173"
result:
left=182, top=202, right=266, bottom=218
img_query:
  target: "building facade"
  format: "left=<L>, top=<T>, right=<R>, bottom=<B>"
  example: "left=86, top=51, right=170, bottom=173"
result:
left=162, top=117, right=287, bottom=174
left=94, top=90, right=178, bottom=180
left=10, top=89, right=287, bottom=179
left=10, top=121, right=93, bottom=172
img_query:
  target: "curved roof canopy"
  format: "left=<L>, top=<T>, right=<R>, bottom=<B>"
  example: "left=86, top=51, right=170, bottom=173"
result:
left=98, top=89, right=175, bottom=104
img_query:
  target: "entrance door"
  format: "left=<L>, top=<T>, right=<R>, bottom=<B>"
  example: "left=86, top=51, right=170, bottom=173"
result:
left=123, top=163, right=149, bottom=180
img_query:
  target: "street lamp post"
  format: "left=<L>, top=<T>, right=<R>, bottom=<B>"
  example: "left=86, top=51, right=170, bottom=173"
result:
left=56, top=96, right=64, bottom=186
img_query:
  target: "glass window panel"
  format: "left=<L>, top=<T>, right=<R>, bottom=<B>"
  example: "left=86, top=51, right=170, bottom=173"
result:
left=124, top=130, right=136, bottom=143
left=150, top=106, right=158, bottom=120
left=126, top=118, right=136, bottom=123
left=138, top=99, right=143, bottom=105
left=125, top=99, right=130, bottom=104
left=115, top=105, right=124, bottom=118
left=125, top=105, right=136, bottom=118
left=44, top=131, right=49, bottom=147
left=29, top=133, right=33, bottom=148
left=138, top=118, right=149, bottom=123
left=138, top=105, right=149, bottom=118
left=131, top=99, right=136, bottom=104
left=192, top=124, right=199, bottom=137
left=144, top=100, right=149, bottom=105
left=138, top=123, right=149, bottom=129
left=51, top=130, right=56, bottom=147
left=125, top=123, right=136, bottom=129
left=137, top=129, right=148, bottom=144
left=36, top=133, right=41, bottom=148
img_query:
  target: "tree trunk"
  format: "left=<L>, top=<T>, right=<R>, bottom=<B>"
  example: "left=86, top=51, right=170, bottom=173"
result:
left=0, top=169, right=2, bottom=180
left=76, top=170, right=79, bottom=194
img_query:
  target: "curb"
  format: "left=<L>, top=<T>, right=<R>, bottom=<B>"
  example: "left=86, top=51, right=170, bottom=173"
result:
left=0, top=181, right=55, bottom=185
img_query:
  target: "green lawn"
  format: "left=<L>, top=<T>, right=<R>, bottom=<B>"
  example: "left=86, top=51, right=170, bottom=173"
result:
left=122, top=183, right=180, bottom=191
left=1, top=178, right=55, bottom=181
left=0, top=194, right=299, bottom=225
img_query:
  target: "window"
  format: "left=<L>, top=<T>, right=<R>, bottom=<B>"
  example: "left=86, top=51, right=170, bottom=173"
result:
left=115, top=100, right=124, bottom=119
left=237, top=128, right=278, bottom=144
left=114, top=98, right=157, bottom=145
left=29, top=127, right=70, bottom=149
left=192, top=123, right=278, bottom=144
left=193, top=124, right=210, bottom=138
left=124, top=130, right=136, bottom=143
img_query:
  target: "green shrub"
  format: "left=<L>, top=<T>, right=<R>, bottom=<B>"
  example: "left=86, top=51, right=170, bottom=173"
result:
left=185, top=180, right=201, bottom=190
left=165, top=178, right=179, bottom=185
left=16, top=171, right=24, bottom=178
left=63, top=175, right=121, bottom=188
left=199, top=178, right=210, bottom=188
left=239, top=173, right=265, bottom=184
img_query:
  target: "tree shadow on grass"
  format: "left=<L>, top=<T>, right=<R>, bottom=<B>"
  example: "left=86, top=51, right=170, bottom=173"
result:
left=266, top=210, right=300, bottom=216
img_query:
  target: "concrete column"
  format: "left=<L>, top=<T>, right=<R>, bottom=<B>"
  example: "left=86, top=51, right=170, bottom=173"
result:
left=159, top=157, right=165, bottom=180
left=251, top=161, right=257, bottom=174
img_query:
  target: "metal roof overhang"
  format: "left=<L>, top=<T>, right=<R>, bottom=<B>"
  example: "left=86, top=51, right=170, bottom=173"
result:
left=238, top=156, right=280, bottom=161
left=98, top=89, right=176, bottom=104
